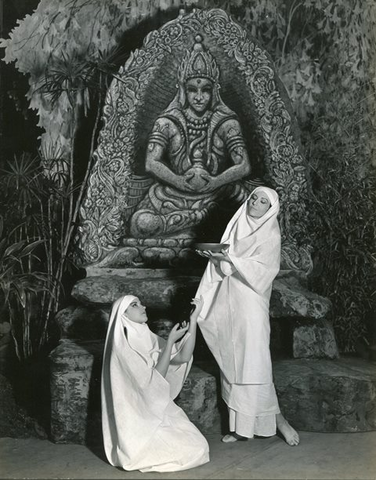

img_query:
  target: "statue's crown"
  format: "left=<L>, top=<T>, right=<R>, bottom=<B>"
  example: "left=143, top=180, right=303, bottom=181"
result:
left=178, top=34, right=219, bottom=83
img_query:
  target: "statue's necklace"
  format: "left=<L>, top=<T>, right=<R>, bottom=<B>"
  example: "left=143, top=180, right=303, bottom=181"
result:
left=184, top=111, right=211, bottom=136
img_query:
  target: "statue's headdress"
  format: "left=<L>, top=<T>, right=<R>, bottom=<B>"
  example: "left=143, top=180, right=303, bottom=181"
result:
left=178, top=34, right=220, bottom=84
left=166, top=33, right=230, bottom=114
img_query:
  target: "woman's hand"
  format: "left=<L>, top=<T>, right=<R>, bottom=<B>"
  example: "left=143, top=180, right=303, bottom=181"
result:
left=195, top=250, right=219, bottom=266
left=198, top=250, right=220, bottom=265
left=167, top=323, right=189, bottom=345
left=196, top=249, right=232, bottom=265
left=169, top=299, right=202, bottom=365
left=190, top=296, right=204, bottom=321
left=220, top=248, right=232, bottom=263
left=195, top=249, right=209, bottom=258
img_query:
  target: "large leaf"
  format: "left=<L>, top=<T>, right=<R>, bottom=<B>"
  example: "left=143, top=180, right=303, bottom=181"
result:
left=3, top=240, right=27, bottom=258
left=19, top=239, right=46, bottom=257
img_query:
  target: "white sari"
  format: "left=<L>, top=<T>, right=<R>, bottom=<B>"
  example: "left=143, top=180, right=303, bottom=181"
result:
left=101, top=295, right=209, bottom=472
left=196, top=187, right=281, bottom=438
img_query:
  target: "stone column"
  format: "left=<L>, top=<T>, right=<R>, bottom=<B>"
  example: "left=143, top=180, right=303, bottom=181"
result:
left=50, top=339, right=95, bottom=444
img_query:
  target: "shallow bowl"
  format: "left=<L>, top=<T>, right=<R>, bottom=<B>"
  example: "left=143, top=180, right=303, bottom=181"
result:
left=195, top=243, right=229, bottom=253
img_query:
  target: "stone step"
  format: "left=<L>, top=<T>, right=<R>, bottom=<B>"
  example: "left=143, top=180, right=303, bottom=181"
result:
left=55, top=304, right=340, bottom=361
left=179, top=357, right=376, bottom=435
left=55, top=305, right=339, bottom=361
left=71, top=269, right=331, bottom=320
left=49, top=340, right=376, bottom=444
left=274, top=357, right=376, bottom=433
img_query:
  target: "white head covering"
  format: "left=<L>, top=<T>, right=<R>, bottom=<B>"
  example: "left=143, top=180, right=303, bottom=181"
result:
left=221, top=186, right=280, bottom=257
left=110, top=295, right=159, bottom=368
left=118, top=295, right=159, bottom=362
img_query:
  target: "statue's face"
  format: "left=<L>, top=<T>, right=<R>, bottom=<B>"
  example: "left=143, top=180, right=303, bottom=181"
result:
left=185, top=77, right=213, bottom=114
left=247, top=191, right=271, bottom=218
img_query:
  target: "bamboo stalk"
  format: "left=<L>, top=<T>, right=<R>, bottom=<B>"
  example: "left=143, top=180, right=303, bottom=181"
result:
left=9, top=303, right=21, bottom=361
left=69, top=92, right=103, bottom=244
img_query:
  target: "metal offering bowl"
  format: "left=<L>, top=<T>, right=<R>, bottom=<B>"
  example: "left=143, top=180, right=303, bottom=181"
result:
left=194, top=243, right=229, bottom=253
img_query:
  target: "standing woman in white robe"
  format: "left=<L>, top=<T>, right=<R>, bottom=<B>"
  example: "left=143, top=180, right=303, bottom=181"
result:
left=196, top=186, right=300, bottom=446
left=101, top=294, right=209, bottom=472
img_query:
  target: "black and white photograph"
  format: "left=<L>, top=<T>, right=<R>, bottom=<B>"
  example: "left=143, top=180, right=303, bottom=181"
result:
left=0, top=1, right=375, bottom=479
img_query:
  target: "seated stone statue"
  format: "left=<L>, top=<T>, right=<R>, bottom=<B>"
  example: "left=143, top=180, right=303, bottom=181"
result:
left=129, top=35, right=251, bottom=239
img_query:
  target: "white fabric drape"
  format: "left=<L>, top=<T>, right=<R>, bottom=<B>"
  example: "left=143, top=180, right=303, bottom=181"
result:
left=101, top=295, right=209, bottom=472
left=196, top=187, right=281, bottom=437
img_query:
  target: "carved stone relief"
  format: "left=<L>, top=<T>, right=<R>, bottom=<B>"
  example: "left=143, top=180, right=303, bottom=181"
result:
left=77, top=8, right=312, bottom=273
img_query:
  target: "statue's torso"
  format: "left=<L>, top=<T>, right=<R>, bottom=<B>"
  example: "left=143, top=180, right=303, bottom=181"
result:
left=154, top=108, right=240, bottom=176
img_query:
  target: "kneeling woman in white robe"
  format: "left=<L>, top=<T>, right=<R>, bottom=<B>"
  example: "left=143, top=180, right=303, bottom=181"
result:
left=196, top=186, right=299, bottom=446
left=101, top=295, right=209, bottom=472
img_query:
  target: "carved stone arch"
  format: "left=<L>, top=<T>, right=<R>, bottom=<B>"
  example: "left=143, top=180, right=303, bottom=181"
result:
left=78, top=8, right=312, bottom=273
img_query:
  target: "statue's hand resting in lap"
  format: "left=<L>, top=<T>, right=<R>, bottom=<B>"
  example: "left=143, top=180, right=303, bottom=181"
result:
left=183, top=166, right=224, bottom=193
left=184, top=166, right=210, bottom=191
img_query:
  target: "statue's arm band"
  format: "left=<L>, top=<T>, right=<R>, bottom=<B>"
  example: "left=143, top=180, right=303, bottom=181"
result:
left=227, top=136, right=246, bottom=152
left=148, top=132, right=168, bottom=148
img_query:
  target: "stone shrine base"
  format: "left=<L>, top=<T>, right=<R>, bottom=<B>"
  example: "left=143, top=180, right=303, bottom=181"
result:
left=274, top=357, right=376, bottom=433
left=49, top=340, right=376, bottom=444
left=50, top=266, right=364, bottom=444
left=181, top=357, right=376, bottom=435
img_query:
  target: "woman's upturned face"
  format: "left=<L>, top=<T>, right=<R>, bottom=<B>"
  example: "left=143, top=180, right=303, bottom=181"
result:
left=185, top=77, right=213, bottom=114
left=247, top=191, right=271, bottom=218
left=125, top=297, right=148, bottom=324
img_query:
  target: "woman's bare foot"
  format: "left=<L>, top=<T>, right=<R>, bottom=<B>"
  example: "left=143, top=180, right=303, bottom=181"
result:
left=276, top=413, right=300, bottom=446
left=221, top=432, right=248, bottom=443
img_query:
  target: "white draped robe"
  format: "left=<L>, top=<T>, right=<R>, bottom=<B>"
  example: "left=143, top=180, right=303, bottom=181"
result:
left=101, top=296, right=209, bottom=472
left=196, top=187, right=281, bottom=438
